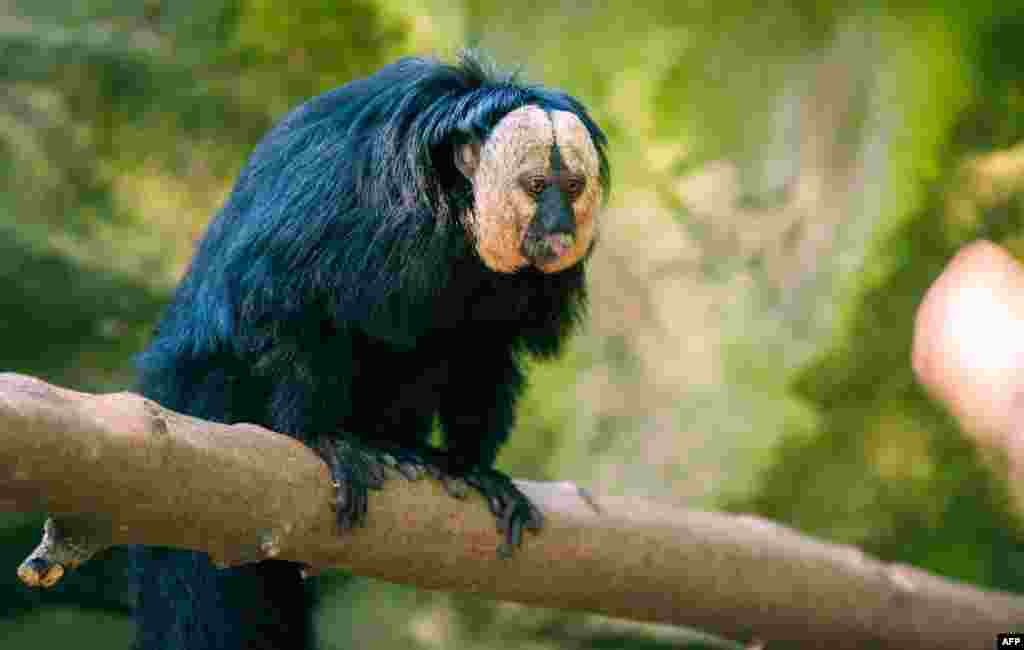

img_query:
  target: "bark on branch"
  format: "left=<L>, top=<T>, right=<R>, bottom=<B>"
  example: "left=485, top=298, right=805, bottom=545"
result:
left=0, top=372, right=1020, bottom=650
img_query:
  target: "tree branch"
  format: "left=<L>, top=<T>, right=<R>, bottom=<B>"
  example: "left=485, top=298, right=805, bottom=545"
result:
left=0, top=372, right=1020, bottom=649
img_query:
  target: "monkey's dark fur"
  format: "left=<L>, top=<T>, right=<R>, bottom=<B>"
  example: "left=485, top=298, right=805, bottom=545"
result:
left=133, top=52, right=609, bottom=650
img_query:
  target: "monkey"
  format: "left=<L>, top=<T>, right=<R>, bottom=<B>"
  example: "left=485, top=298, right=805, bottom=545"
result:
left=132, top=51, right=609, bottom=650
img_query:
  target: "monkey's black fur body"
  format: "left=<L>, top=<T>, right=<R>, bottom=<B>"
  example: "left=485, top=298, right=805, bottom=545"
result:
left=134, top=53, right=608, bottom=650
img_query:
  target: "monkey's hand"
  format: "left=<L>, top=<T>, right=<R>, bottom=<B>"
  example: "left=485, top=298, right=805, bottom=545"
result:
left=402, top=448, right=545, bottom=556
left=315, top=435, right=453, bottom=532
left=316, top=435, right=391, bottom=532
left=397, top=447, right=544, bottom=556
left=457, top=465, right=543, bottom=557
left=319, top=437, right=541, bottom=555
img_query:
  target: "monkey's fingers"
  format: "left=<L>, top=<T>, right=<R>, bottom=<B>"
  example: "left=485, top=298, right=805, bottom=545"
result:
left=377, top=446, right=432, bottom=482
left=317, top=435, right=387, bottom=532
left=525, top=501, right=544, bottom=532
left=425, top=463, right=444, bottom=481
left=317, top=436, right=348, bottom=513
left=463, top=472, right=507, bottom=519
left=497, top=507, right=520, bottom=559
left=331, top=462, right=368, bottom=534
left=363, top=456, right=387, bottom=490
left=498, top=499, right=540, bottom=557
left=397, top=462, right=424, bottom=481
left=459, top=468, right=544, bottom=554
left=441, top=476, right=470, bottom=499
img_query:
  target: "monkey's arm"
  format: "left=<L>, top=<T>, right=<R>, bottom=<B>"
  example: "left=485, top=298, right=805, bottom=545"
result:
left=257, top=332, right=390, bottom=531
left=439, top=346, right=543, bottom=554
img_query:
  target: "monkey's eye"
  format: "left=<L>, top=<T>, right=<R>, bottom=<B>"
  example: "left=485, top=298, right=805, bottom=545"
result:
left=563, top=177, right=585, bottom=198
left=522, top=176, right=547, bottom=197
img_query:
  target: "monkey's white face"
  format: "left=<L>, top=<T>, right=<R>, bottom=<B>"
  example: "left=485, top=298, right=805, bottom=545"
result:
left=456, top=105, right=604, bottom=274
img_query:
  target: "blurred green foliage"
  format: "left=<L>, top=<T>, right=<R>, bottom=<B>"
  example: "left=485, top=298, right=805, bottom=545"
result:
left=2, top=1, right=1024, bottom=648
left=728, top=6, right=1024, bottom=594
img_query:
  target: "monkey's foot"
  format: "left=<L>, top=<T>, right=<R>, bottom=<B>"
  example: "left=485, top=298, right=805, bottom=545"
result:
left=317, top=436, right=390, bottom=532
left=459, top=467, right=543, bottom=557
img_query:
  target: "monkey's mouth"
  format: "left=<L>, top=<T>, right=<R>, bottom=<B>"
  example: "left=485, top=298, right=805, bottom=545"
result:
left=523, top=232, right=575, bottom=266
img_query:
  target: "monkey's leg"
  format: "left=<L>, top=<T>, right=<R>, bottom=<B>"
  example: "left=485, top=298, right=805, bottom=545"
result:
left=264, top=355, right=390, bottom=532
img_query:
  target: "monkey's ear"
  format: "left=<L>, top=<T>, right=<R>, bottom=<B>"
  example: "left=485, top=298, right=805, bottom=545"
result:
left=455, top=141, right=481, bottom=179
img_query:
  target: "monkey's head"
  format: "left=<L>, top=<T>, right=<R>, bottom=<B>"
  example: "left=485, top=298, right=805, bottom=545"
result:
left=455, top=104, right=605, bottom=274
